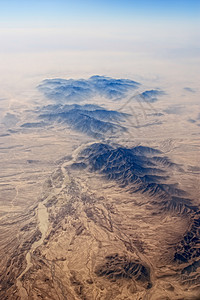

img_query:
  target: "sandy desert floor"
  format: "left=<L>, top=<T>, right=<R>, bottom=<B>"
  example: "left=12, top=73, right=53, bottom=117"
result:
left=0, top=76, right=199, bottom=300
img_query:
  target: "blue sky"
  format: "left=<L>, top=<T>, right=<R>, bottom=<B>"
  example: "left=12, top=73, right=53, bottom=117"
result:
left=0, top=0, right=200, bottom=27
left=0, top=0, right=199, bottom=71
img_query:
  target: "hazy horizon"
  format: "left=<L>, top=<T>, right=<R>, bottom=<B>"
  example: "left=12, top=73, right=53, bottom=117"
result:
left=0, top=0, right=199, bottom=95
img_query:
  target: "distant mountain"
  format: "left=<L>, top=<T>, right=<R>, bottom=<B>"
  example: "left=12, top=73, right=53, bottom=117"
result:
left=21, top=121, right=47, bottom=128
left=89, top=75, right=140, bottom=100
left=38, top=75, right=140, bottom=103
left=39, top=104, right=128, bottom=138
left=77, top=143, right=195, bottom=214
left=137, top=89, right=165, bottom=103
left=40, top=104, right=102, bottom=114
left=184, top=87, right=196, bottom=93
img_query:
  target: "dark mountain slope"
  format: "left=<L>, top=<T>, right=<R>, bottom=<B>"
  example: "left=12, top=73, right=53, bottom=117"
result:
left=77, top=143, right=196, bottom=214
left=38, top=105, right=128, bottom=138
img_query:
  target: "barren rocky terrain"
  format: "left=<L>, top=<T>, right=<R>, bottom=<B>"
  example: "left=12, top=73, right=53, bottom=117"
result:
left=0, top=75, right=199, bottom=299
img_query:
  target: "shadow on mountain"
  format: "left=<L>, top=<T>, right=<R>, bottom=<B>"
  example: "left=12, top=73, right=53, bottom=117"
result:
left=21, top=121, right=48, bottom=128
left=39, top=104, right=128, bottom=138
left=174, top=211, right=200, bottom=264
left=77, top=143, right=196, bottom=214
left=95, top=253, right=152, bottom=288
